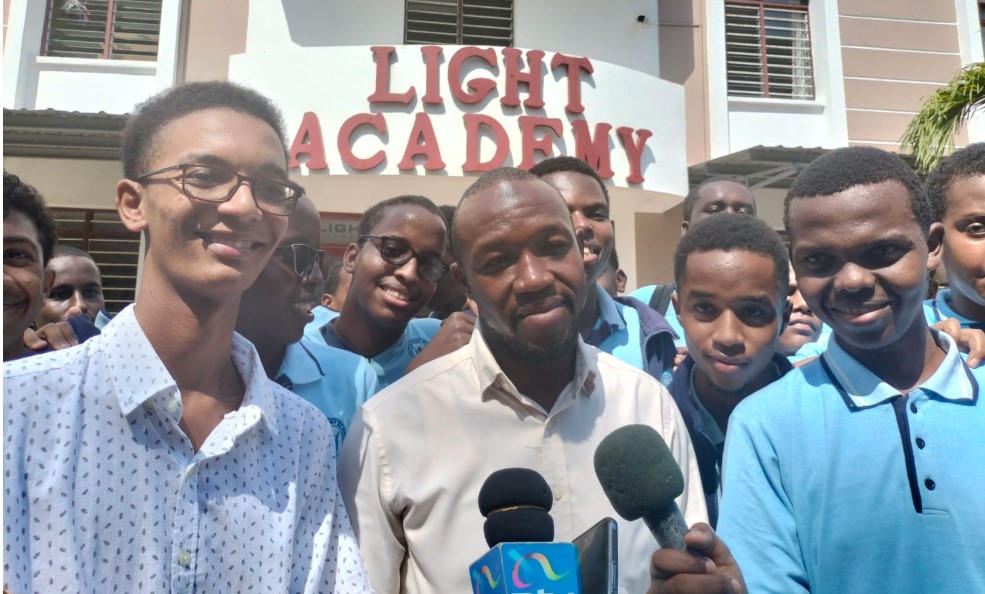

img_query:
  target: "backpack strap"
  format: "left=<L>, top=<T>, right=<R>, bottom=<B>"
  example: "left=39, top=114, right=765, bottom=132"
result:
left=648, top=283, right=676, bottom=315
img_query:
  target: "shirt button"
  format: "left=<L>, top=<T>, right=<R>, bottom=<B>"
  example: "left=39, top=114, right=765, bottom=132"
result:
left=178, top=549, right=192, bottom=567
left=915, top=438, right=926, bottom=449
left=166, top=399, right=180, bottom=413
left=553, top=487, right=563, bottom=501
left=924, top=478, right=936, bottom=490
left=909, top=402, right=917, bottom=414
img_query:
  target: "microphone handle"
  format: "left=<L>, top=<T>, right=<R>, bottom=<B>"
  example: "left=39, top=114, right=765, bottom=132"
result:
left=642, top=501, right=689, bottom=551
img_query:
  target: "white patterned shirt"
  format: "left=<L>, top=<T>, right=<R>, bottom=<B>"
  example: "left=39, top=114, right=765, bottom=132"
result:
left=3, top=305, right=372, bottom=594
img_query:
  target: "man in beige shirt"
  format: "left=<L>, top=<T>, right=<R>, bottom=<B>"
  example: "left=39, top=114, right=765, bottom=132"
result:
left=338, top=167, right=707, bottom=594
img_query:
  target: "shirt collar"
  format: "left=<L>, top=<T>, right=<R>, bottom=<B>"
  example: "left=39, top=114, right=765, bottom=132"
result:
left=594, top=284, right=626, bottom=332
left=821, top=330, right=978, bottom=409
left=687, top=365, right=726, bottom=446
left=102, top=305, right=278, bottom=436
left=277, top=340, right=326, bottom=386
left=469, top=327, right=597, bottom=417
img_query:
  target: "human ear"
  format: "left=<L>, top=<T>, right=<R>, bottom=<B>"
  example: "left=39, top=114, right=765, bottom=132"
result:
left=342, top=243, right=359, bottom=274
left=116, top=179, right=149, bottom=233
left=925, top=222, right=944, bottom=271
left=671, top=292, right=682, bottom=325
left=451, top=262, right=471, bottom=298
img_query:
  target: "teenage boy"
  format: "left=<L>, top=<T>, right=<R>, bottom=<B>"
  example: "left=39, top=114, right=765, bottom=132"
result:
left=3, top=171, right=57, bottom=361
left=716, top=146, right=985, bottom=593
left=668, top=213, right=793, bottom=528
left=777, top=262, right=827, bottom=363
left=3, top=82, right=370, bottom=593
left=36, top=245, right=105, bottom=325
left=923, top=142, right=985, bottom=330
left=313, top=195, right=451, bottom=388
left=531, top=156, right=677, bottom=383
left=237, top=195, right=379, bottom=452
left=339, top=167, right=706, bottom=594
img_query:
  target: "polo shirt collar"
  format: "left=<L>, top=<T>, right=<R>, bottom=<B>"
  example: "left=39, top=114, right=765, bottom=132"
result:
left=277, top=340, right=326, bottom=386
left=821, top=330, right=978, bottom=409
left=594, top=284, right=626, bottom=332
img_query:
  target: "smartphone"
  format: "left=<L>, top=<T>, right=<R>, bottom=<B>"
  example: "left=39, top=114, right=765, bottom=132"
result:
left=572, top=517, right=618, bottom=594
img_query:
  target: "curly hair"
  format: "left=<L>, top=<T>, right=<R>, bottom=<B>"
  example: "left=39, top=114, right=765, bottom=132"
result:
left=4, top=171, right=57, bottom=265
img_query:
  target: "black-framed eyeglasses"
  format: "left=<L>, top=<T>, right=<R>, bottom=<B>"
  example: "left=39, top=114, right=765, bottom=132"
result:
left=358, top=235, right=448, bottom=282
left=273, top=244, right=326, bottom=278
left=134, top=163, right=304, bottom=216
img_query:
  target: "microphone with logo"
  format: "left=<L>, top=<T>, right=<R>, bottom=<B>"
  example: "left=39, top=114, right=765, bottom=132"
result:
left=469, top=468, right=582, bottom=594
left=593, top=424, right=689, bottom=551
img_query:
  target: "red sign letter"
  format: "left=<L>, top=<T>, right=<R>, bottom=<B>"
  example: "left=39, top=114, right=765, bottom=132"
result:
left=501, top=48, right=545, bottom=109
left=617, top=126, right=653, bottom=184
left=463, top=114, right=510, bottom=172
left=571, top=121, right=614, bottom=180
left=288, top=111, right=328, bottom=170
left=551, top=53, right=593, bottom=114
left=368, top=46, right=415, bottom=105
left=518, top=116, right=563, bottom=170
left=421, top=46, right=444, bottom=105
left=398, top=113, right=446, bottom=171
left=448, top=47, right=498, bottom=105
left=338, top=113, right=387, bottom=171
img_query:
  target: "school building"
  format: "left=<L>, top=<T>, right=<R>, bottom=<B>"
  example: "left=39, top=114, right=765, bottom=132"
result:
left=4, top=0, right=984, bottom=312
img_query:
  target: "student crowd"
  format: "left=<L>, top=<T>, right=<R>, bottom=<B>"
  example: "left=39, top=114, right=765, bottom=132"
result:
left=4, top=81, right=984, bottom=594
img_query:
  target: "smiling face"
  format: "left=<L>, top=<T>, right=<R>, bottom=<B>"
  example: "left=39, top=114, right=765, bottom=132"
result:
left=939, top=174, right=985, bottom=321
left=787, top=180, right=942, bottom=358
left=777, top=262, right=823, bottom=356
left=238, top=198, right=324, bottom=347
left=675, top=249, right=785, bottom=394
left=454, top=179, right=587, bottom=363
left=37, top=255, right=105, bottom=325
left=344, top=203, right=447, bottom=331
left=540, top=171, right=614, bottom=284
left=4, top=211, right=49, bottom=358
left=117, top=108, right=289, bottom=302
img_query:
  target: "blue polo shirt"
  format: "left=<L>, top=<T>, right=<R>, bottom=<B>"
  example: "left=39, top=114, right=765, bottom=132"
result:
left=786, top=323, right=832, bottom=364
left=924, top=288, right=983, bottom=330
left=717, top=332, right=985, bottom=594
left=302, top=305, right=340, bottom=345
left=630, top=285, right=686, bottom=348
left=320, top=317, right=441, bottom=389
left=590, top=285, right=644, bottom=369
left=273, top=338, right=379, bottom=454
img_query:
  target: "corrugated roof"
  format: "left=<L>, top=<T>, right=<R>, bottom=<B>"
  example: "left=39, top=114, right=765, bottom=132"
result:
left=687, top=145, right=829, bottom=190
left=3, top=108, right=128, bottom=160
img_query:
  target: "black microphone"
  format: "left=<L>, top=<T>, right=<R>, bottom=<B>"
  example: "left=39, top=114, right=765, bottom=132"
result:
left=478, top=467, right=555, bottom=547
left=593, top=424, right=689, bottom=551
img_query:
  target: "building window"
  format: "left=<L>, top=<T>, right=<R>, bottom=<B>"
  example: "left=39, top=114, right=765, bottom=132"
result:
left=725, top=0, right=815, bottom=99
left=52, top=209, right=141, bottom=315
left=41, top=0, right=163, bottom=60
left=404, top=0, right=513, bottom=46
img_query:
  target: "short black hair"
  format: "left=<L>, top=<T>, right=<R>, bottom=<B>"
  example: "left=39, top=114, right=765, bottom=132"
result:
left=674, top=214, right=789, bottom=298
left=4, top=171, right=57, bottom=266
left=683, top=177, right=751, bottom=222
left=454, top=167, right=552, bottom=257
left=121, top=81, right=288, bottom=180
left=324, top=259, right=345, bottom=295
left=529, top=155, right=610, bottom=205
left=925, top=142, right=985, bottom=221
left=357, top=194, right=446, bottom=240
left=785, top=146, right=931, bottom=238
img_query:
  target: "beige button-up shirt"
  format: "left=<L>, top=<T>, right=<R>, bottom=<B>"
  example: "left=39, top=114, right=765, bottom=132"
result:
left=339, top=329, right=707, bottom=594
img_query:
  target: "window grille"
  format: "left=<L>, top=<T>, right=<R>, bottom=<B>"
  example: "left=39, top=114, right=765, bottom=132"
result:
left=725, top=0, right=815, bottom=99
left=404, top=0, right=513, bottom=46
left=41, top=0, right=163, bottom=60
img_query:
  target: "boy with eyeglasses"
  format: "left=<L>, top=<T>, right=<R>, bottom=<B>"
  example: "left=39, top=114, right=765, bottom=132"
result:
left=3, top=81, right=370, bottom=593
left=313, top=195, right=458, bottom=389
left=237, top=195, right=379, bottom=452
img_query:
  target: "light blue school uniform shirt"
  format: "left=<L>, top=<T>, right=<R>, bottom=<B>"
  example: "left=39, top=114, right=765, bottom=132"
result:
left=592, top=285, right=645, bottom=369
left=717, top=331, right=985, bottom=594
left=923, top=288, right=983, bottom=329
left=275, top=338, right=380, bottom=453
left=630, top=284, right=686, bottom=348
left=303, top=305, right=340, bottom=344
left=321, top=317, right=441, bottom=389
left=786, top=322, right=832, bottom=364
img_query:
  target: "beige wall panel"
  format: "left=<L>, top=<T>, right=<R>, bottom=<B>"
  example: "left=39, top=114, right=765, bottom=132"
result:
left=844, top=78, right=941, bottom=111
left=659, top=0, right=710, bottom=166
left=847, top=110, right=917, bottom=143
left=2, top=157, right=123, bottom=210
left=633, top=206, right=682, bottom=287
left=841, top=47, right=962, bottom=83
left=181, top=0, right=248, bottom=83
left=838, top=0, right=955, bottom=23
left=848, top=140, right=902, bottom=151
left=839, top=18, right=959, bottom=53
